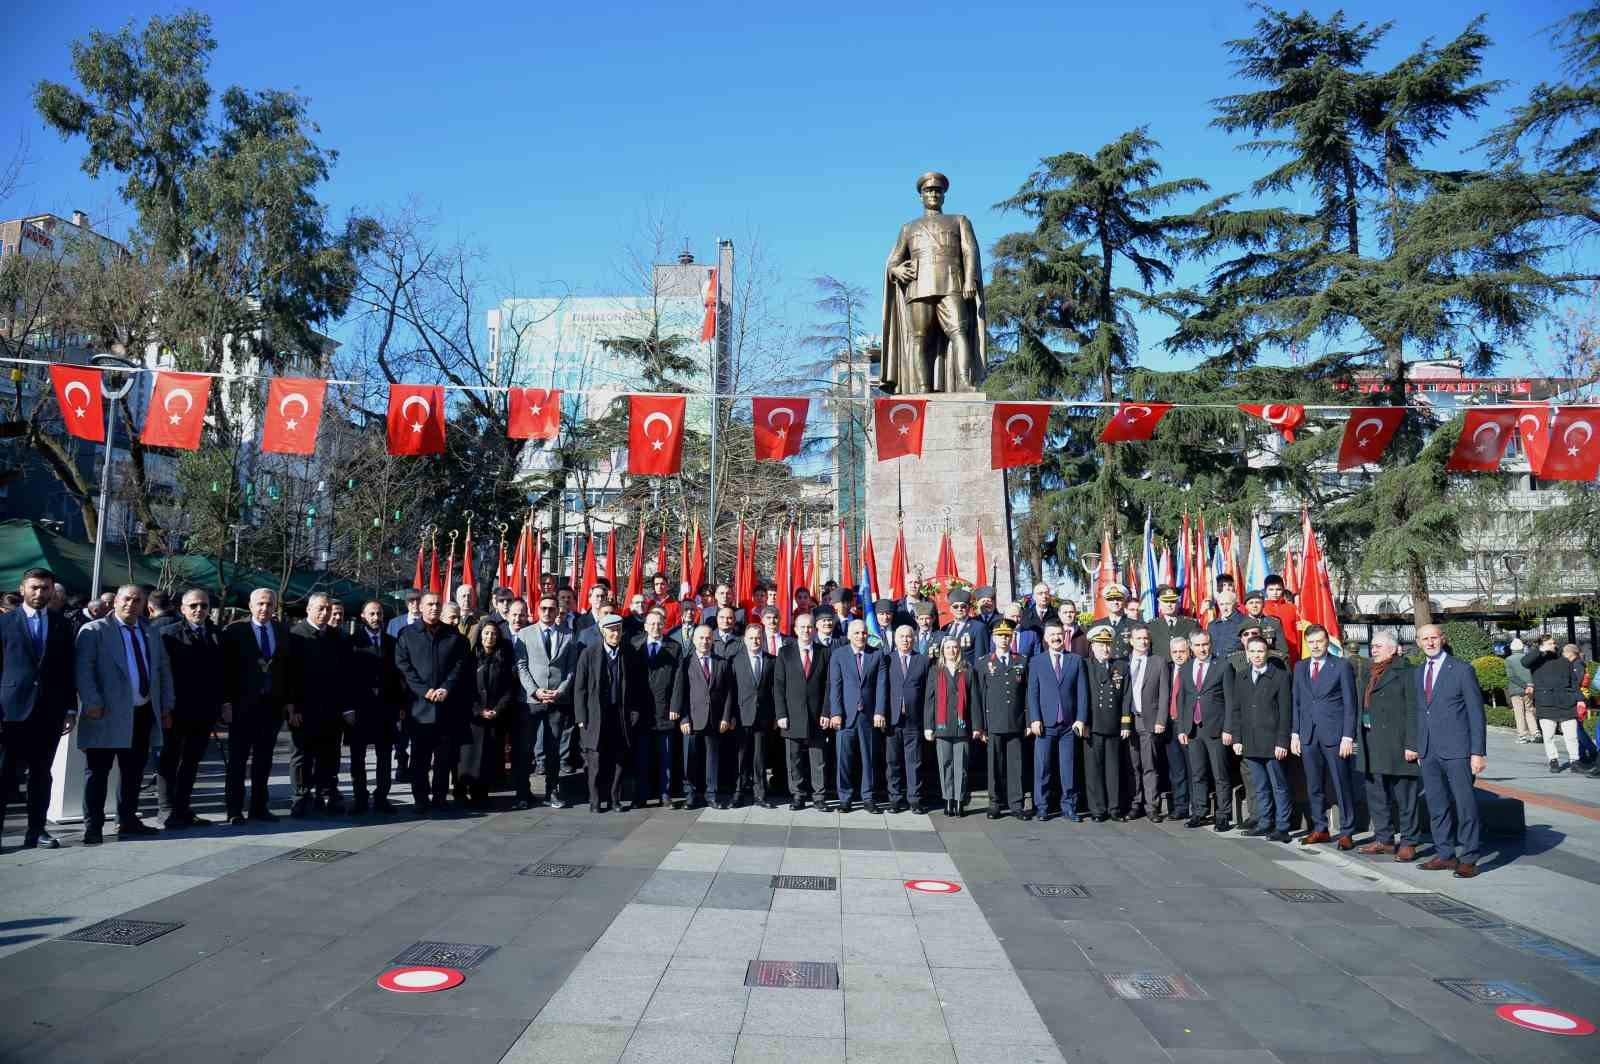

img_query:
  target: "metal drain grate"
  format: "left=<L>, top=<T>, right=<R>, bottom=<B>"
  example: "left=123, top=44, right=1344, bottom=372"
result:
left=392, top=941, right=497, bottom=969
left=744, top=960, right=840, bottom=990
left=771, top=875, right=838, bottom=891
left=1392, top=892, right=1506, bottom=930
left=282, top=848, right=353, bottom=863
left=1267, top=888, right=1342, bottom=904
left=1026, top=884, right=1091, bottom=899
left=1436, top=979, right=1547, bottom=1005
left=62, top=919, right=184, bottom=946
left=1102, top=972, right=1209, bottom=1001
left=519, top=862, right=588, bottom=878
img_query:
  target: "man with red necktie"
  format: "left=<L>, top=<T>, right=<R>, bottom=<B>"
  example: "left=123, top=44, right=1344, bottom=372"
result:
left=1291, top=625, right=1359, bottom=850
left=773, top=612, right=833, bottom=810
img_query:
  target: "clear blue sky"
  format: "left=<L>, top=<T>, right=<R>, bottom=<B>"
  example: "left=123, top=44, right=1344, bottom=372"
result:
left=2, top=1, right=1589, bottom=374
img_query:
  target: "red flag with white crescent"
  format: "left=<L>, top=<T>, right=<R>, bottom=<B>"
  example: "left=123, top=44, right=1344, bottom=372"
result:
left=1238, top=403, right=1306, bottom=442
left=700, top=267, right=718, bottom=342
left=1099, top=402, right=1173, bottom=443
left=874, top=398, right=926, bottom=460
left=629, top=395, right=686, bottom=475
left=751, top=397, right=808, bottom=460
left=387, top=384, right=446, bottom=455
left=508, top=387, right=561, bottom=440
left=49, top=364, right=105, bottom=442
left=1445, top=408, right=1519, bottom=472
left=1335, top=407, right=1405, bottom=470
left=990, top=402, right=1050, bottom=469
left=1512, top=405, right=1552, bottom=474
left=261, top=377, right=326, bottom=455
left=142, top=371, right=212, bottom=450
left=1539, top=407, right=1600, bottom=482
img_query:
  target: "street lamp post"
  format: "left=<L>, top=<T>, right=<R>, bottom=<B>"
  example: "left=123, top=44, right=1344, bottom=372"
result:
left=1504, top=552, right=1527, bottom=637
left=88, top=353, right=139, bottom=599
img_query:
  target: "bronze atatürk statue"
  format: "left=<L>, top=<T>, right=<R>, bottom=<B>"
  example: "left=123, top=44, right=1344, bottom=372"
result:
left=880, top=171, right=987, bottom=394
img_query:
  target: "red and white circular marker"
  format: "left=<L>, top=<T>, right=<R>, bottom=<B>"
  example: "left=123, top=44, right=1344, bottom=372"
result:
left=1495, top=1005, right=1595, bottom=1036
left=377, top=966, right=465, bottom=993
left=904, top=879, right=962, bottom=894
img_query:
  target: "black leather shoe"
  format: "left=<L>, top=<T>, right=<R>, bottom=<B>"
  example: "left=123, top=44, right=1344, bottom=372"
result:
left=83, top=826, right=104, bottom=845
left=866, top=802, right=883, bottom=814
left=1269, top=830, right=1292, bottom=842
left=839, top=801, right=853, bottom=814
left=551, top=799, right=573, bottom=810
left=1151, top=812, right=1165, bottom=823
left=1093, top=813, right=1109, bottom=822
left=228, top=815, right=248, bottom=826
left=1213, top=819, right=1232, bottom=832
left=789, top=799, right=805, bottom=811
left=1241, top=817, right=1259, bottom=831
left=1185, top=816, right=1205, bottom=828
left=945, top=801, right=956, bottom=816
left=1021, top=809, right=1036, bottom=821
left=955, top=804, right=966, bottom=818
left=188, top=815, right=214, bottom=827
left=375, top=798, right=396, bottom=813
left=290, top=799, right=310, bottom=818
left=589, top=802, right=601, bottom=814
left=23, top=831, right=60, bottom=849
left=1038, top=811, right=1056, bottom=822
left=715, top=800, right=732, bottom=811
left=1112, top=813, right=1128, bottom=822
left=251, top=810, right=279, bottom=823
left=986, top=808, right=1002, bottom=820
left=760, top=799, right=778, bottom=810
left=119, top=820, right=159, bottom=836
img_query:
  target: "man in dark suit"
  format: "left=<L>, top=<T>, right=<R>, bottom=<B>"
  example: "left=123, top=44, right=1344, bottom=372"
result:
left=348, top=599, right=402, bottom=813
left=288, top=593, right=350, bottom=816
left=1016, top=582, right=1054, bottom=636
left=1291, top=624, right=1359, bottom=849
left=1159, top=636, right=1192, bottom=821
left=1355, top=631, right=1420, bottom=859
left=574, top=613, right=633, bottom=812
left=156, top=588, right=224, bottom=829
left=221, top=587, right=296, bottom=824
left=1122, top=625, right=1170, bottom=821
left=730, top=624, right=777, bottom=808
left=1406, top=622, right=1487, bottom=878
left=939, top=589, right=990, bottom=665
left=1179, top=629, right=1234, bottom=831
left=774, top=612, right=833, bottom=810
left=675, top=623, right=738, bottom=808
left=631, top=607, right=681, bottom=807
left=883, top=623, right=930, bottom=813
left=828, top=619, right=888, bottom=814
left=1054, top=601, right=1091, bottom=657
left=394, top=591, right=471, bottom=816
left=1027, top=620, right=1089, bottom=821
left=975, top=620, right=1031, bottom=820
left=710, top=606, right=742, bottom=660
left=0, top=568, right=75, bottom=849
left=1225, top=635, right=1293, bottom=841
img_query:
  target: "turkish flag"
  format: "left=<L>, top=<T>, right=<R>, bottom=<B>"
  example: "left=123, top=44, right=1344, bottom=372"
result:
left=752, top=397, right=808, bottom=460
left=508, top=387, right=561, bottom=440
left=260, top=377, right=326, bottom=455
left=1099, top=402, right=1172, bottom=443
left=387, top=384, right=446, bottom=455
left=1335, top=407, right=1406, bottom=470
left=1539, top=407, right=1600, bottom=481
left=990, top=402, right=1050, bottom=469
left=49, top=364, right=105, bottom=442
left=1445, top=407, right=1519, bottom=472
left=875, top=398, right=926, bottom=460
left=629, top=395, right=686, bottom=475
left=700, top=268, right=718, bottom=342
left=141, top=371, right=211, bottom=449
left=1239, top=403, right=1306, bottom=442
left=1512, top=405, right=1552, bottom=474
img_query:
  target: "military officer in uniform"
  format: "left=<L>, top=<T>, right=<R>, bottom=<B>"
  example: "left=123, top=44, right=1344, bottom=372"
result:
left=881, top=171, right=986, bottom=394
left=1147, top=586, right=1197, bottom=658
left=1241, top=590, right=1287, bottom=654
left=1227, top=622, right=1287, bottom=673
left=1104, top=585, right=1136, bottom=656
left=1083, top=624, right=1131, bottom=820
left=974, top=620, right=1031, bottom=820
left=940, top=589, right=990, bottom=666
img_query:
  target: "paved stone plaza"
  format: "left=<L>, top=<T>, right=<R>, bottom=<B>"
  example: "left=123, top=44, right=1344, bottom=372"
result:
left=2, top=726, right=1598, bottom=1063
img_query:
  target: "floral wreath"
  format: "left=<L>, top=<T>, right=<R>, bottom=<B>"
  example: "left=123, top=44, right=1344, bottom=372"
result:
left=917, top=577, right=974, bottom=599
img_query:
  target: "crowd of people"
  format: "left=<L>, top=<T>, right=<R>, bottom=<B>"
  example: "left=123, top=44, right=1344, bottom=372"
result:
left=0, top=565, right=1514, bottom=879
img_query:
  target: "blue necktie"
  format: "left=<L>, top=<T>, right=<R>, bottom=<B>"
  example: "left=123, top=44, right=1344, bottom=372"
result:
left=32, top=612, right=45, bottom=656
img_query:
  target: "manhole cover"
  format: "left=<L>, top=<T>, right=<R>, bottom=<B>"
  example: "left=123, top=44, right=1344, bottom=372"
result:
left=1268, top=888, right=1342, bottom=904
left=392, top=941, right=497, bottom=969
left=1436, top=979, right=1547, bottom=1005
left=283, top=848, right=353, bottom=863
left=745, top=960, right=840, bottom=990
left=771, top=875, right=838, bottom=891
left=61, top=919, right=184, bottom=946
left=1392, top=892, right=1506, bottom=930
left=1103, top=972, right=1208, bottom=1001
left=1026, top=884, right=1091, bottom=899
left=519, top=862, right=588, bottom=878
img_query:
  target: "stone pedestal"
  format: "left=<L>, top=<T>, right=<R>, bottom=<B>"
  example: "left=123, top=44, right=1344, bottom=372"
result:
left=48, top=731, right=117, bottom=825
left=864, top=399, right=1012, bottom=604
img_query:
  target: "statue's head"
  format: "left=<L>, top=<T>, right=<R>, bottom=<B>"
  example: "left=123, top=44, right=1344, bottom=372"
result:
left=916, top=171, right=949, bottom=211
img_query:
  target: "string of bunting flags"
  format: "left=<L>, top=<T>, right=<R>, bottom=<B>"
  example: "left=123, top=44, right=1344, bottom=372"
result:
left=30, top=357, right=1600, bottom=482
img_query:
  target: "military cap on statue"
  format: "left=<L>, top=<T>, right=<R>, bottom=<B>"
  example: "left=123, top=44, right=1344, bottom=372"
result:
left=1157, top=585, right=1180, bottom=604
left=1102, top=584, right=1126, bottom=602
left=1086, top=623, right=1115, bottom=645
left=990, top=619, right=1015, bottom=637
left=1244, top=588, right=1264, bottom=603
left=947, top=589, right=972, bottom=605
left=916, top=171, right=950, bottom=192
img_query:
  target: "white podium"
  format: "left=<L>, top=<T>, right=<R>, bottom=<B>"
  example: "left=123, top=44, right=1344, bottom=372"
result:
left=46, top=730, right=120, bottom=825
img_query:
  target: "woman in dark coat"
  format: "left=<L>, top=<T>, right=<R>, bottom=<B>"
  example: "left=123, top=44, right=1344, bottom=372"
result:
left=460, top=623, right=516, bottom=805
left=1523, top=635, right=1585, bottom=772
left=924, top=636, right=977, bottom=817
left=1353, top=632, right=1420, bottom=858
